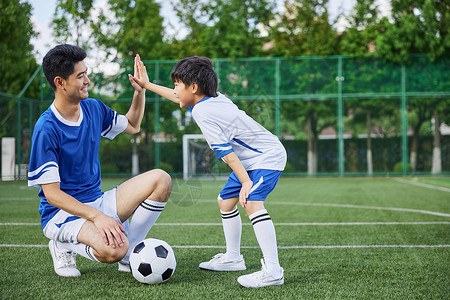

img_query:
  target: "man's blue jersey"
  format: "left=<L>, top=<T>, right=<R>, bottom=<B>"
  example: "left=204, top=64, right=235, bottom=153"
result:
left=28, top=98, right=128, bottom=228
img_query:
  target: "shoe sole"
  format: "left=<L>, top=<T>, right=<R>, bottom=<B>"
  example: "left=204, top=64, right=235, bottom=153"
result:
left=199, top=265, right=246, bottom=271
left=237, top=277, right=284, bottom=288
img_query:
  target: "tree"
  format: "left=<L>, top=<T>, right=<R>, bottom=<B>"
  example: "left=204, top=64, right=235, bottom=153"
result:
left=172, top=0, right=275, bottom=58
left=0, top=0, right=38, bottom=96
left=269, top=0, right=339, bottom=174
left=340, top=0, right=383, bottom=174
left=376, top=0, right=449, bottom=173
left=51, top=0, right=94, bottom=50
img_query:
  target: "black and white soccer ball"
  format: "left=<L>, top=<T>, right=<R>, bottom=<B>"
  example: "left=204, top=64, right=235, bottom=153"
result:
left=129, top=238, right=176, bottom=284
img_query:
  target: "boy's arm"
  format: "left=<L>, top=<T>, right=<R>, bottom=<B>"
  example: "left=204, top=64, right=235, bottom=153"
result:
left=132, top=56, right=180, bottom=104
left=41, top=182, right=126, bottom=249
left=221, top=152, right=253, bottom=208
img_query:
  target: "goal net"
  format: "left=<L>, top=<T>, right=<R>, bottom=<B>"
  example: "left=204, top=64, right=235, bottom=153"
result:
left=182, top=134, right=226, bottom=180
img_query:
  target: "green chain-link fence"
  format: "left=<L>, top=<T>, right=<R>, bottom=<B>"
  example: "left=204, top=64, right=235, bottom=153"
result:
left=1, top=55, right=449, bottom=179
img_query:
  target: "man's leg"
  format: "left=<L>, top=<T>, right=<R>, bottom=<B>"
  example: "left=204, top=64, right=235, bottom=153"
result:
left=75, top=169, right=171, bottom=265
left=116, top=169, right=172, bottom=266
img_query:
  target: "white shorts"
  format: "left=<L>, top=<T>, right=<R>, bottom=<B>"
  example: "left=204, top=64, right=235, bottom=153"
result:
left=42, top=188, right=129, bottom=243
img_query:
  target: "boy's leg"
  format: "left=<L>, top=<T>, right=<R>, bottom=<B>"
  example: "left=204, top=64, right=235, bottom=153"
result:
left=199, top=196, right=246, bottom=271
left=237, top=201, right=284, bottom=287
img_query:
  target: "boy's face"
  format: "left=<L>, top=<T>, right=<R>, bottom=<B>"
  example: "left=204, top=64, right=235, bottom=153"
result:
left=173, top=80, right=195, bottom=108
left=57, top=61, right=90, bottom=101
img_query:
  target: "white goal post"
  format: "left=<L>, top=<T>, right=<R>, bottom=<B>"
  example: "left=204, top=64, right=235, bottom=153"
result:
left=182, top=134, right=216, bottom=180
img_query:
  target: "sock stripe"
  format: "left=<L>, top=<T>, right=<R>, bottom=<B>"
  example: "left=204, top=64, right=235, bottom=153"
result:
left=221, top=208, right=239, bottom=219
left=140, top=201, right=165, bottom=212
left=251, top=212, right=270, bottom=223
left=85, top=245, right=97, bottom=262
left=252, top=217, right=272, bottom=226
left=222, top=211, right=239, bottom=219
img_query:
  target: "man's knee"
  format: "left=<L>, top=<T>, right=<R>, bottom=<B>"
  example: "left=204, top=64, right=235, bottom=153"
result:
left=96, top=241, right=129, bottom=264
left=151, top=169, right=172, bottom=201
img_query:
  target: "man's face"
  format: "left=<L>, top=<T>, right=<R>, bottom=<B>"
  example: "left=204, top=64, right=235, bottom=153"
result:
left=62, top=61, right=90, bottom=101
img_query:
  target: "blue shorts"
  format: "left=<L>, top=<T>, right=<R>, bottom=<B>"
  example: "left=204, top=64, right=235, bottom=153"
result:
left=218, top=169, right=282, bottom=201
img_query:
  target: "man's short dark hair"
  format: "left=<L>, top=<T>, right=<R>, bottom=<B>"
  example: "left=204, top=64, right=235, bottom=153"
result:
left=42, top=44, right=87, bottom=91
left=170, top=56, right=218, bottom=97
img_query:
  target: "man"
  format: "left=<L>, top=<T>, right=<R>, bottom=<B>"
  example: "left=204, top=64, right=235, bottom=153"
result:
left=28, top=44, right=171, bottom=277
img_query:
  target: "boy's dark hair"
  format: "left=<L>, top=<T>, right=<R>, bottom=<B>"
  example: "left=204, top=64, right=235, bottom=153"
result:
left=42, top=44, right=87, bottom=91
left=170, top=56, right=218, bottom=97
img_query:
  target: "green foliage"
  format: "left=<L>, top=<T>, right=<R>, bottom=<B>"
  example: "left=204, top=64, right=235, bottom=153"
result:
left=0, top=0, right=38, bottom=96
left=173, top=0, right=275, bottom=58
left=51, top=0, right=94, bottom=49
left=270, top=0, right=339, bottom=56
left=92, top=0, right=167, bottom=61
left=393, top=161, right=412, bottom=172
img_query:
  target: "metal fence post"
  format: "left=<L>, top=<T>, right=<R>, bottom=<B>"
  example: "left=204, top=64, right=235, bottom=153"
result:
left=337, top=57, right=344, bottom=176
left=154, top=62, right=160, bottom=169
left=401, top=64, right=408, bottom=175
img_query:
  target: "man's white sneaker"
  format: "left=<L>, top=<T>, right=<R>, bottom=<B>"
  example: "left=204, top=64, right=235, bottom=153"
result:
left=237, top=259, right=284, bottom=288
left=118, top=260, right=131, bottom=272
left=199, top=253, right=246, bottom=271
left=48, top=240, right=81, bottom=277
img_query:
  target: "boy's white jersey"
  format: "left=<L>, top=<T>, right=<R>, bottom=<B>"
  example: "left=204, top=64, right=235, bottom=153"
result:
left=190, top=93, right=286, bottom=171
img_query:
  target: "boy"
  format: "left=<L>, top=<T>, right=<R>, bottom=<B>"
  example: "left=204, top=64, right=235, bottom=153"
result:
left=28, top=44, right=172, bottom=277
left=132, top=56, right=286, bottom=288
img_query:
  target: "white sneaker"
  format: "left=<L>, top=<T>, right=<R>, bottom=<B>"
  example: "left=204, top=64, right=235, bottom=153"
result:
left=48, top=240, right=81, bottom=277
left=237, top=259, right=284, bottom=288
left=118, top=260, right=131, bottom=272
left=199, top=253, right=246, bottom=271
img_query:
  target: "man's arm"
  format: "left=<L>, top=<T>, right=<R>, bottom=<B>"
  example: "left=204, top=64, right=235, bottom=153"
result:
left=123, top=55, right=147, bottom=134
left=221, top=152, right=253, bottom=208
left=41, top=182, right=125, bottom=248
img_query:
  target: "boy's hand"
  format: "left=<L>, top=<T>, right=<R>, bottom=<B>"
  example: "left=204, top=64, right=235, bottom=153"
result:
left=239, top=180, right=253, bottom=208
left=129, top=54, right=149, bottom=90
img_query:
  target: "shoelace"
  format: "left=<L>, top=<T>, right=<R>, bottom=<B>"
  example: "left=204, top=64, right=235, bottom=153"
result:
left=57, top=250, right=76, bottom=267
left=253, top=259, right=270, bottom=280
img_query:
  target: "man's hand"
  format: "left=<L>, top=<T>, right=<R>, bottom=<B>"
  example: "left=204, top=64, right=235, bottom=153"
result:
left=129, top=54, right=150, bottom=90
left=129, top=54, right=148, bottom=92
left=239, top=180, right=253, bottom=208
left=91, top=212, right=126, bottom=249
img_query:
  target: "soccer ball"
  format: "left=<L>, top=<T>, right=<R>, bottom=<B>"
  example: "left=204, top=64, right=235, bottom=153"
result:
left=129, top=238, right=176, bottom=284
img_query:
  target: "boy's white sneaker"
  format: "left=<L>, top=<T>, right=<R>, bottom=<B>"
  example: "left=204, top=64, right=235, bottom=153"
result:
left=48, top=240, right=81, bottom=277
left=237, top=259, right=284, bottom=288
left=199, top=253, right=246, bottom=271
left=118, top=260, right=131, bottom=272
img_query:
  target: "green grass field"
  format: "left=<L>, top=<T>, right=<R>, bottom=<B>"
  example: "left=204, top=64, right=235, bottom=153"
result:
left=1, top=177, right=449, bottom=299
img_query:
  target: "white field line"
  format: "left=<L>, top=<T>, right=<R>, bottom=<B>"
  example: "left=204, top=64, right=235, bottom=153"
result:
left=1, top=222, right=450, bottom=226
left=0, top=244, right=449, bottom=249
left=272, top=202, right=450, bottom=218
left=0, top=197, right=36, bottom=201
left=393, top=178, right=450, bottom=193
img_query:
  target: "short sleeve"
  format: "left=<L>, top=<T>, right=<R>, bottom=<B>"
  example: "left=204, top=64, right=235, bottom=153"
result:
left=28, top=129, right=60, bottom=187
left=96, top=100, right=128, bottom=140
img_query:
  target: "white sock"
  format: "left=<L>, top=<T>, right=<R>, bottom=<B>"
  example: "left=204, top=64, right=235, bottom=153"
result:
left=221, top=206, right=242, bottom=259
left=56, top=240, right=100, bottom=262
left=123, top=199, right=166, bottom=263
left=249, top=209, right=281, bottom=276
